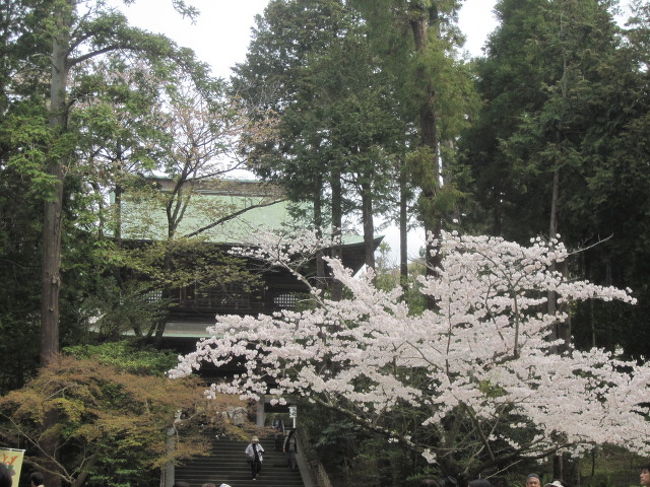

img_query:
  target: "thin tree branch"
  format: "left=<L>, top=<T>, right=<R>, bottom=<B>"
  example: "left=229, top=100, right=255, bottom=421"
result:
left=182, top=198, right=287, bottom=238
left=567, top=234, right=613, bottom=257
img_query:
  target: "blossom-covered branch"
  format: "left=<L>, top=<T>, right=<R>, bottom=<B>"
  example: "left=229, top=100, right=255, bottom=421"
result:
left=170, top=231, right=649, bottom=477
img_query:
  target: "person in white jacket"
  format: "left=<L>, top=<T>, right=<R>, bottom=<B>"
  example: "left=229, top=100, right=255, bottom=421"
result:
left=245, top=436, right=264, bottom=480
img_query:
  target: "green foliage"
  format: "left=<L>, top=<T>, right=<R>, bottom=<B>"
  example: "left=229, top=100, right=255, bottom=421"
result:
left=300, top=402, right=425, bottom=486
left=458, top=0, right=650, bottom=358
left=374, top=245, right=428, bottom=313
left=0, top=105, right=48, bottom=394
left=0, top=356, right=209, bottom=487
left=234, top=0, right=409, bottom=229
left=1, top=107, right=53, bottom=194
left=0, top=0, right=254, bottom=376
left=578, top=446, right=646, bottom=487
left=63, top=340, right=178, bottom=376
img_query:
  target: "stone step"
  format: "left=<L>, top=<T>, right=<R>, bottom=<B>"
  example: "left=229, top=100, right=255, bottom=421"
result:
left=175, top=437, right=304, bottom=487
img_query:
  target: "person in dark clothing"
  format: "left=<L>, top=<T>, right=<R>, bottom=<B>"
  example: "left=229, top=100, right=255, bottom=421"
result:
left=272, top=417, right=285, bottom=451
left=0, top=464, right=12, bottom=487
left=283, top=429, right=298, bottom=471
left=30, top=472, right=44, bottom=487
left=173, top=482, right=190, bottom=487
left=244, top=436, right=264, bottom=480
left=469, top=479, right=492, bottom=487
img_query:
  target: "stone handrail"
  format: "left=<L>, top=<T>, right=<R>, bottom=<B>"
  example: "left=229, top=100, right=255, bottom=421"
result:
left=296, top=427, right=334, bottom=487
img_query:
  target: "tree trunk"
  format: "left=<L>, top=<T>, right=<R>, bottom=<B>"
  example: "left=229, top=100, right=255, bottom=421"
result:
left=40, top=173, right=64, bottom=366
left=41, top=8, right=73, bottom=486
left=41, top=7, right=73, bottom=486
left=41, top=0, right=73, bottom=368
left=604, top=255, right=613, bottom=347
left=410, top=7, right=442, bottom=312
left=547, top=167, right=560, bottom=338
left=114, top=143, right=124, bottom=245
left=399, top=159, right=408, bottom=289
left=553, top=453, right=564, bottom=483
left=550, top=23, right=570, bottom=344
left=330, top=165, right=343, bottom=300
left=410, top=8, right=442, bottom=282
left=549, top=168, right=559, bottom=239
left=114, top=182, right=123, bottom=245
left=154, top=256, right=172, bottom=345
left=313, top=173, right=325, bottom=286
left=360, top=180, right=375, bottom=271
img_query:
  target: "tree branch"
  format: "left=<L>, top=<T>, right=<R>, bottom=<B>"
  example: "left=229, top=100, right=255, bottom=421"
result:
left=182, top=198, right=287, bottom=238
left=67, top=44, right=125, bottom=67
left=567, top=234, right=613, bottom=257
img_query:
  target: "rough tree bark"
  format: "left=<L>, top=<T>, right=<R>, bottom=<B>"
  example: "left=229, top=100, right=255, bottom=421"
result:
left=41, top=0, right=73, bottom=368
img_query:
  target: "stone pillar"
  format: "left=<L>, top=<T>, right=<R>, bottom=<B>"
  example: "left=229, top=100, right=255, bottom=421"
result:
left=256, top=397, right=266, bottom=427
left=160, top=427, right=175, bottom=487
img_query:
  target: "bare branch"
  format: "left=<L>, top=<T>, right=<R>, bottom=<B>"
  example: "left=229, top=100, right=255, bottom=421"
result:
left=182, top=198, right=287, bottom=238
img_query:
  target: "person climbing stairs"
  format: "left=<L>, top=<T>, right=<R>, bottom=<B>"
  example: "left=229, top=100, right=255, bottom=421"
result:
left=175, top=435, right=304, bottom=487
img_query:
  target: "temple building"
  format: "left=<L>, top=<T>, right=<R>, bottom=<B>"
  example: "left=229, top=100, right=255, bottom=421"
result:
left=116, top=177, right=379, bottom=352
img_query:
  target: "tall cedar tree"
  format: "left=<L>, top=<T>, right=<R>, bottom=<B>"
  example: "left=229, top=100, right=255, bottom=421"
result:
left=458, top=0, right=650, bottom=357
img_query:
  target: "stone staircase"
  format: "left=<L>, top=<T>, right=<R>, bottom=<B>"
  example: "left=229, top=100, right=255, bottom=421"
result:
left=175, top=436, right=305, bottom=487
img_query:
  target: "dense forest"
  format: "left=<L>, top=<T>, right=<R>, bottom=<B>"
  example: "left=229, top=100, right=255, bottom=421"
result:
left=0, top=0, right=649, bottom=486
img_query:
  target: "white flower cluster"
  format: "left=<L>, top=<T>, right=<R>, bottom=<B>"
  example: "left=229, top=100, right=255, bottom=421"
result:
left=169, top=231, right=650, bottom=461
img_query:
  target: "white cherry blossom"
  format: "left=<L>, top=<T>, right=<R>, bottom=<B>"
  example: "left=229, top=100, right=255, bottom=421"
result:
left=170, top=231, right=649, bottom=475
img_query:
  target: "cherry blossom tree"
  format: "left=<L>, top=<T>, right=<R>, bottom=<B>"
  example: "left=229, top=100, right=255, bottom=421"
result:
left=170, top=231, right=650, bottom=478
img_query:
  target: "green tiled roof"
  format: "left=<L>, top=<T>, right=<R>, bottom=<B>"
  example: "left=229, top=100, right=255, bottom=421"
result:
left=118, top=178, right=363, bottom=245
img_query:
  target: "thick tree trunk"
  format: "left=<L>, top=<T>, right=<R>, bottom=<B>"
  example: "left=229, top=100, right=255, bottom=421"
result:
left=410, top=9, right=442, bottom=282
left=41, top=6, right=73, bottom=487
left=330, top=165, right=343, bottom=300
left=360, top=180, right=375, bottom=270
left=41, top=0, right=72, bottom=368
left=41, top=171, right=64, bottom=364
